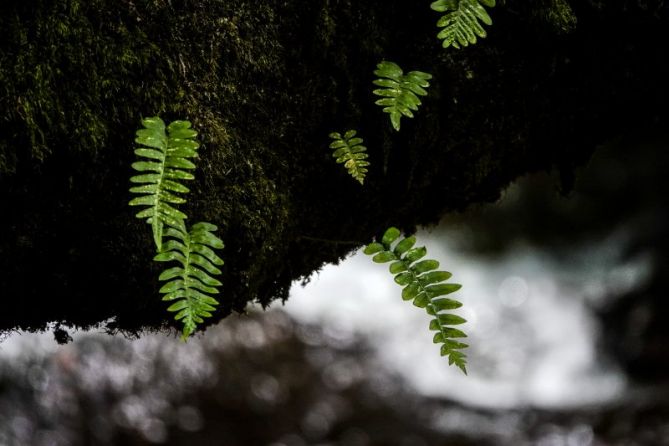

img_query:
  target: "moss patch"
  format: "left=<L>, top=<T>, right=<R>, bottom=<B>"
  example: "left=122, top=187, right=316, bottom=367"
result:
left=1, top=0, right=668, bottom=334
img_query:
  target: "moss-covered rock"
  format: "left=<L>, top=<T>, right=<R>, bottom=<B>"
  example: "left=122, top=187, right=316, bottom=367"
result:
left=1, top=0, right=668, bottom=334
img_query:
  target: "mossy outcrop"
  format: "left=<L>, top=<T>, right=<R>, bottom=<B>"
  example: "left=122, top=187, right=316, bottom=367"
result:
left=1, top=0, right=668, bottom=334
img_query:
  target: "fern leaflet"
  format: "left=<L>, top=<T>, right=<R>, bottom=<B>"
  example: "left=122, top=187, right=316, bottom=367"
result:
left=431, top=0, right=495, bottom=49
left=373, top=61, right=432, bottom=131
left=154, top=221, right=224, bottom=340
left=329, top=130, right=370, bottom=185
left=129, top=117, right=200, bottom=251
left=364, top=227, right=468, bottom=373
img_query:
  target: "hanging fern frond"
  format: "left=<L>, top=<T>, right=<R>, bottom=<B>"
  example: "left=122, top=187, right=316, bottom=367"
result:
left=328, top=130, right=370, bottom=185
left=154, top=221, right=224, bottom=340
left=129, top=117, right=200, bottom=251
left=431, top=0, right=495, bottom=49
left=373, top=61, right=432, bottom=131
left=364, top=227, right=468, bottom=373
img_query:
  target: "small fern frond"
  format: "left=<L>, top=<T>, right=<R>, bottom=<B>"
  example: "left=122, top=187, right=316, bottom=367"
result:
left=373, top=61, right=432, bottom=131
left=364, top=227, right=468, bottom=373
left=129, top=117, right=200, bottom=251
left=431, top=0, right=495, bottom=50
left=329, top=130, right=370, bottom=184
left=154, top=222, right=224, bottom=340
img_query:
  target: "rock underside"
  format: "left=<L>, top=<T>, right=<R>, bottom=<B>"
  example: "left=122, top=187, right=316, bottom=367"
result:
left=0, top=0, right=668, bottom=336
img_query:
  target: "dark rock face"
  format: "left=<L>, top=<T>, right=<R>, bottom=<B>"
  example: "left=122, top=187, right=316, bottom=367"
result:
left=1, top=0, right=668, bottom=333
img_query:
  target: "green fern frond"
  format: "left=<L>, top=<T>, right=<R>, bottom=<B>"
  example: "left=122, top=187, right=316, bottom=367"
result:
left=154, top=221, right=224, bottom=340
left=129, top=117, right=200, bottom=251
left=431, top=0, right=495, bottom=49
left=329, top=130, right=370, bottom=184
left=373, top=61, right=432, bottom=131
left=364, top=227, right=468, bottom=373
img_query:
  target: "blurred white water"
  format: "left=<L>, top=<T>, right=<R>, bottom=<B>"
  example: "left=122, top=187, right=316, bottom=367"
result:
left=0, top=223, right=651, bottom=414
left=281, top=225, right=652, bottom=410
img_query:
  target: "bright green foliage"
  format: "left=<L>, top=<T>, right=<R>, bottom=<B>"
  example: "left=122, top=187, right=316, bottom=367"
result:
left=328, top=130, right=370, bottom=184
left=129, top=117, right=200, bottom=251
left=372, top=61, right=432, bottom=131
left=431, top=0, right=495, bottom=49
left=129, top=116, right=224, bottom=339
left=364, top=227, right=468, bottom=373
left=154, top=222, right=224, bottom=340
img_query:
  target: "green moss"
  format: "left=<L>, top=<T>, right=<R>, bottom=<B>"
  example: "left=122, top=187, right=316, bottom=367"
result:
left=1, top=0, right=668, bottom=333
left=0, top=0, right=291, bottom=328
left=542, top=0, right=577, bottom=34
left=510, top=0, right=577, bottom=34
left=0, top=0, right=285, bottom=174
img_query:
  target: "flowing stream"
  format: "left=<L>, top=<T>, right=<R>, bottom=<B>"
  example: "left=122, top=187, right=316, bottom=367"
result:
left=282, top=224, right=648, bottom=410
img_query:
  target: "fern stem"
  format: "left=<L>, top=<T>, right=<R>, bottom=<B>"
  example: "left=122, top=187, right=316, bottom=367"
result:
left=179, top=228, right=195, bottom=338
left=399, top=258, right=449, bottom=346
left=152, top=158, right=169, bottom=247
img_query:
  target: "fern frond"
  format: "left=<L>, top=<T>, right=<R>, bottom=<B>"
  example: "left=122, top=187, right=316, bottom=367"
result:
left=129, top=117, right=200, bottom=251
left=328, top=130, right=370, bottom=184
left=364, top=227, right=468, bottom=373
left=431, top=0, right=495, bottom=50
left=154, top=222, right=224, bottom=340
left=372, top=61, right=432, bottom=131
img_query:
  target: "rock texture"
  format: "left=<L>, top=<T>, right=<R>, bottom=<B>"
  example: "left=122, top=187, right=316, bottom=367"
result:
left=1, top=0, right=668, bottom=334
